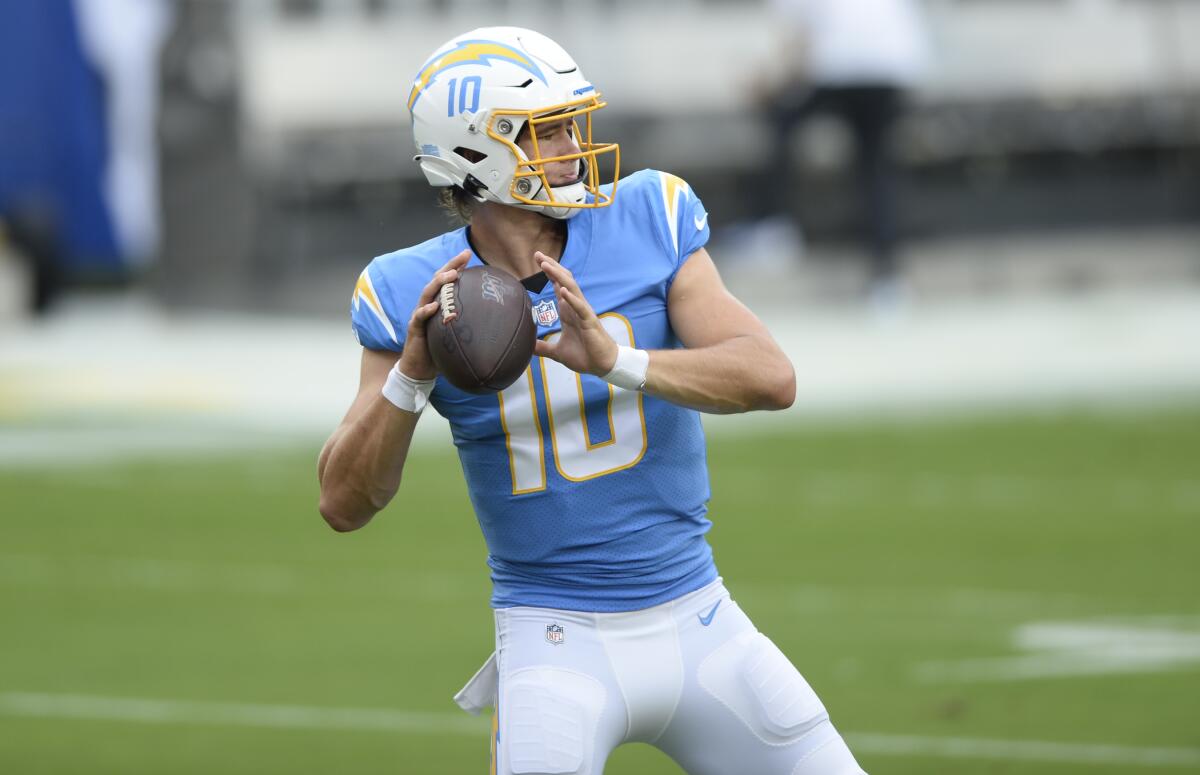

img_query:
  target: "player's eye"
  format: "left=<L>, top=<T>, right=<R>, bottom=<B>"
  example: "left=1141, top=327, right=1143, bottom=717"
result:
left=539, top=122, right=569, bottom=141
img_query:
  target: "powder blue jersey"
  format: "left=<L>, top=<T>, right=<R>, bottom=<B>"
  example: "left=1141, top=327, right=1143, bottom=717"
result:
left=350, top=169, right=717, bottom=612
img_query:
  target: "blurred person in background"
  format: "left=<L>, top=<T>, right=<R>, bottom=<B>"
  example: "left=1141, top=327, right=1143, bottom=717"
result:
left=757, top=0, right=930, bottom=308
left=0, top=0, right=171, bottom=315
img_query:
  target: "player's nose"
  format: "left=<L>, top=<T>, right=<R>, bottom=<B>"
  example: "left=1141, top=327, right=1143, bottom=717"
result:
left=547, top=130, right=581, bottom=158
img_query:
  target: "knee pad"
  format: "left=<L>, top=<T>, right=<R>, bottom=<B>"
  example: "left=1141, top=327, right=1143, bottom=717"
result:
left=500, top=666, right=607, bottom=775
left=699, top=631, right=829, bottom=746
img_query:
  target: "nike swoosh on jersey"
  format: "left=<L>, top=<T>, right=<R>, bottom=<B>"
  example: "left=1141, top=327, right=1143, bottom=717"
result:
left=698, top=601, right=720, bottom=626
left=694, top=212, right=708, bottom=231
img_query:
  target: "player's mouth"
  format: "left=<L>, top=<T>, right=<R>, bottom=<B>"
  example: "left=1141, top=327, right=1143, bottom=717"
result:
left=549, top=165, right=584, bottom=188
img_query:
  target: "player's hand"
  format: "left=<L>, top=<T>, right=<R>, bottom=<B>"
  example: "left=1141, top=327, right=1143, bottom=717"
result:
left=534, top=252, right=618, bottom=376
left=397, top=250, right=471, bottom=380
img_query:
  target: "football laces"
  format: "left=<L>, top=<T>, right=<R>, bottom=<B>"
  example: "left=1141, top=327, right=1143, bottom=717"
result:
left=439, top=280, right=457, bottom=322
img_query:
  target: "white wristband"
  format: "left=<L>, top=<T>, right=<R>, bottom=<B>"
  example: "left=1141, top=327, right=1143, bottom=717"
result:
left=381, top=364, right=436, bottom=414
left=601, top=345, right=649, bottom=392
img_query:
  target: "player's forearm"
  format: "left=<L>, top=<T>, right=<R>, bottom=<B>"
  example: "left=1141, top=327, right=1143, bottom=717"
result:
left=644, top=335, right=796, bottom=414
left=317, top=398, right=421, bottom=531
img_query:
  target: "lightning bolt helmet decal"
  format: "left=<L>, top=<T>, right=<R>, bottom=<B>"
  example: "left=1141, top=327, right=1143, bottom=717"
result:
left=408, top=39, right=548, bottom=111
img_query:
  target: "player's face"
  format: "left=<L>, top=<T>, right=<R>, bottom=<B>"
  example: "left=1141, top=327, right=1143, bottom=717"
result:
left=518, top=118, right=583, bottom=187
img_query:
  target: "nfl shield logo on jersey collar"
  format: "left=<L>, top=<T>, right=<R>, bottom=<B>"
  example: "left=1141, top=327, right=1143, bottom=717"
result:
left=532, top=298, right=559, bottom=327
left=545, top=623, right=565, bottom=645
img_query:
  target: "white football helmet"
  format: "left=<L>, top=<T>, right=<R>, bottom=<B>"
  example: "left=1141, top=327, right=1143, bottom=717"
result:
left=407, top=27, right=620, bottom=219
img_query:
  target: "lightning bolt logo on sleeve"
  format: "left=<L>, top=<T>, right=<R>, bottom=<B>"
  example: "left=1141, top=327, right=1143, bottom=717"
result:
left=659, top=172, right=692, bottom=256
left=353, top=269, right=399, bottom=344
left=407, top=40, right=547, bottom=111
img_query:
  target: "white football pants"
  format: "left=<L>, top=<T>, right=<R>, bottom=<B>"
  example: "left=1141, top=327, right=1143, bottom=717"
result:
left=454, top=579, right=867, bottom=774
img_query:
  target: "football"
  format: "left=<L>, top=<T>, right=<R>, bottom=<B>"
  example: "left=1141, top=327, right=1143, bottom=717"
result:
left=425, top=266, right=537, bottom=393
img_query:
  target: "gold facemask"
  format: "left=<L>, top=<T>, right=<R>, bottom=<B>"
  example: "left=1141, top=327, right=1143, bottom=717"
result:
left=487, top=94, right=620, bottom=210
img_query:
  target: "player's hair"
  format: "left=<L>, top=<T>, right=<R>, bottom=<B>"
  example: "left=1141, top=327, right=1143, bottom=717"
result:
left=438, top=186, right=476, bottom=225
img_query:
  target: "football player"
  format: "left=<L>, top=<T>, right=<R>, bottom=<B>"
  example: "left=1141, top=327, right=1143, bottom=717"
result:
left=318, top=27, right=867, bottom=775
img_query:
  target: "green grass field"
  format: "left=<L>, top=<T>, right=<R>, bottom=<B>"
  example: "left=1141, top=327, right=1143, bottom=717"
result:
left=2, top=406, right=1199, bottom=774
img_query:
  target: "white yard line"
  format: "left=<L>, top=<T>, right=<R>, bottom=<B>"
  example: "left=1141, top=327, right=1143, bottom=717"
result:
left=0, top=692, right=484, bottom=736
left=1, top=692, right=1197, bottom=767
left=915, top=619, right=1200, bottom=682
left=0, top=425, right=318, bottom=467
left=845, top=733, right=1200, bottom=768
left=0, top=553, right=483, bottom=601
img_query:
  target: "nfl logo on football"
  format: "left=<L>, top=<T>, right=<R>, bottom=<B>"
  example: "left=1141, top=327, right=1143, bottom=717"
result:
left=533, top=299, right=559, bottom=327
left=545, top=623, right=565, bottom=645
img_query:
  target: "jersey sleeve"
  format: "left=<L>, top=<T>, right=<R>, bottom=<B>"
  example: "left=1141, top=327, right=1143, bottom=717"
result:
left=350, top=260, right=405, bottom=352
left=651, top=170, right=711, bottom=281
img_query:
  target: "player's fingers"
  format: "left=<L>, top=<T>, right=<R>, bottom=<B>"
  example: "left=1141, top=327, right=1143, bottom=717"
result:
left=418, top=251, right=469, bottom=302
left=537, top=253, right=570, bottom=282
left=557, top=284, right=595, bottom=322
left=536, top=253, right=583, bottom=296
left=407, top=300, right=440, bottom=333
left=550, top=280, right=604, bottom=336
left=533, top=339, right=556, bottom=359
left=418, top=268, right=458, bottom=304
left=553, top=284, right=582, bottom=325
left=438, top=250, right=471, bottom=274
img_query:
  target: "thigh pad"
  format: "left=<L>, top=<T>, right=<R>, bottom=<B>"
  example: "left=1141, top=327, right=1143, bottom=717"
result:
left=501, top=666, right=607, bottom=775
left=698, top=631, right=829, bottom=746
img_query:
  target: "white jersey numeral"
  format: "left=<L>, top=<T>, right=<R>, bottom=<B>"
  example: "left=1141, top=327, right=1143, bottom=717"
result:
left=497, top=368, right=546, bottom=494
left=498, top=314, right=647, bottom=494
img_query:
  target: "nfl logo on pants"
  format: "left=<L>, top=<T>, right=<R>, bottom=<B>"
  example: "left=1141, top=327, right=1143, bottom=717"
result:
left=545, top=623, right=564, bottom=645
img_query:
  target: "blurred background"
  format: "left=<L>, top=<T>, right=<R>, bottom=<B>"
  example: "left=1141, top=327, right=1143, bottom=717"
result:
left=1, top=1, right=1198, bottom=773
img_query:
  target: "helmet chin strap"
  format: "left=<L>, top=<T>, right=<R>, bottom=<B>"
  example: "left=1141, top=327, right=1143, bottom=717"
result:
left=538, top=180, right=587, bottom=220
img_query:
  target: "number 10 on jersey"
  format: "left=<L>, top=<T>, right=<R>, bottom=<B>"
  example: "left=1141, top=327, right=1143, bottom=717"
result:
left=498, top=314, right=647, bottom=494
